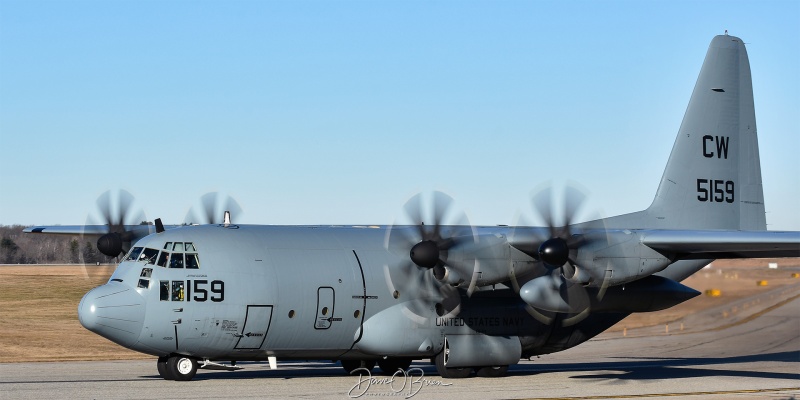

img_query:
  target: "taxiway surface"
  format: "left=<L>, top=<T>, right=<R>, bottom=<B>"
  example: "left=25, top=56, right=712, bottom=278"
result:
left=2, top=290, right=798, bottom=399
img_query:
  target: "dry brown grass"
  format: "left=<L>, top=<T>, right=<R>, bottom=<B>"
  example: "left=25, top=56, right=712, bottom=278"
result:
left=0, top=265, right=148, bottom=362
left=1, top=259, right=798, bottom=362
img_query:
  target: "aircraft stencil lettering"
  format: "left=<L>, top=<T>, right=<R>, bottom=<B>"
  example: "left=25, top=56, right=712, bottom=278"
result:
left=696, top=179, right=734, bottom=203
left=25, top=34, right=800, bottom=381
left=702, top=135, right=730, bottom=159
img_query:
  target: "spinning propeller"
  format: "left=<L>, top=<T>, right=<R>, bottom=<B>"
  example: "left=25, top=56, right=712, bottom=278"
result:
left=516, top=184, right=611, bottom=322
left=184, top=192, right=242, bottom=225
left=384, top=192, right=477, bottom=316
left=531, top=185, right=589, bottom=281
left=88, top=189, right=147, bottom=258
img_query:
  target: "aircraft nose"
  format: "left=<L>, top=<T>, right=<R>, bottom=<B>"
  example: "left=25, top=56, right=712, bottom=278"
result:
left=78, top=283, right=145, bottom=348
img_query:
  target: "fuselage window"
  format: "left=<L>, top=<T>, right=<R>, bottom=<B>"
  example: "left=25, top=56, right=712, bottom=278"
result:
left=157, top=252, right=169, bottom=268
left=139, top=248, right=159, bottom=264
left=171, top=281, right=184, bottom=301
left=185, top=242, right=196, bottom=252
left=172, top=242, right=184, bottom=252
left=163, top=242, right=172, bottom=250
left=160, top=281, right=169, bottom=301
left=169, top=253, right=184, bottom=269
left=125, top=247, right=144, bottom=261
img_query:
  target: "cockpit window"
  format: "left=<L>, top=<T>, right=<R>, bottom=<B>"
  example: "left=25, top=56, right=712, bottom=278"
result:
left=169, top=253, right=184, bottom=269
left=138, top=248, right=159, bottom=264
left=125, top=247, right=143, bottom=261
left=156, top=252, right=169, bottom=267
left=185, top=254, right=200, bottom=269
left=151, top=243, right=199, bottom=269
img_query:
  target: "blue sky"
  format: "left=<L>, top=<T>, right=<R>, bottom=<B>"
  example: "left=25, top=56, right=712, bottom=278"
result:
left=1, top=0, right=798, bottom=230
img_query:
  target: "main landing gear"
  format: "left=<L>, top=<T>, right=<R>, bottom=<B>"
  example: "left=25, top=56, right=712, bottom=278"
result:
left=157, top=355, right=198, bottom=381
left=434, top=350, right=509, bottom=378
left=341, top=359, right=376, bottom=374
left=340, top=357, right=413, bottom=375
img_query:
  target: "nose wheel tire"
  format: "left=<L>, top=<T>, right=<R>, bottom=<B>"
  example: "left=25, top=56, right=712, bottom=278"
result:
left=156, top=356, right=174, bottom=380
left=161, top=355, right=198, bottom=381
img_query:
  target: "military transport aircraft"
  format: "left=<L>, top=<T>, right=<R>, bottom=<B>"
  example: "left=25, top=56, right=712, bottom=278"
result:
left=25, top=34, right=800, bottom=381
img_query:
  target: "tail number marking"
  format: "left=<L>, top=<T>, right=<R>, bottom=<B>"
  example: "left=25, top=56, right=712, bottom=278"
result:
left=697, top=179, right=734, bottom=203
left=702, top=135, right=730, bottom=159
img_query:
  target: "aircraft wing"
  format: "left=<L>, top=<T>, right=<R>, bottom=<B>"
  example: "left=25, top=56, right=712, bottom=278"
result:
left=24, top=225, right=116, bottom=236
left=23, top=225, right=159, bottom=238
left=641, top=230, right=800, bottom=260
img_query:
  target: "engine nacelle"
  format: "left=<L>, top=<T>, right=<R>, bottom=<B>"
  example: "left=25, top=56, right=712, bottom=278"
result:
left=441, top=233, right=523, bottom=288
left=519, top=273, right=699, bottom=313
left=519, top=274, right=589, bottom=313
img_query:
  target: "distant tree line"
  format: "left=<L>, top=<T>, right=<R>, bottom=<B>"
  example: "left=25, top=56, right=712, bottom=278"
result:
left=0, top=225, right=116, bottom=264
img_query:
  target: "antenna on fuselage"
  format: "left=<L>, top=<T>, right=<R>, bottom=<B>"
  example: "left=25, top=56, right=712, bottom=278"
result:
left=223, top=211, right=231, bottom=226
left=155, top=218, right=165, bottom=233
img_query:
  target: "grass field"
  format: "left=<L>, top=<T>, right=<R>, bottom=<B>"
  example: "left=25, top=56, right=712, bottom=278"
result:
left=1, top=259, right=798, bottom=363
left=0, top=265, right=148, bottom=362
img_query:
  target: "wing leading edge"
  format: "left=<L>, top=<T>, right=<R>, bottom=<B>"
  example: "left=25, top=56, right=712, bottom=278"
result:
left=24, top=225, right=117, bottom=236
left=23, top=225, right=159, bottom=238
left=641, top=230, right=800, bottom=260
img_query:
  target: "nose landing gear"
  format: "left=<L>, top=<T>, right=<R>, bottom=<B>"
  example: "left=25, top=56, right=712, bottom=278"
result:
left=157, top=355, right=198, bottom=381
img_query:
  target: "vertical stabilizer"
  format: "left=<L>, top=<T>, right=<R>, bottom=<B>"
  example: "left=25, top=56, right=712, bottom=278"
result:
left=606, top=35, right=766, bottom=231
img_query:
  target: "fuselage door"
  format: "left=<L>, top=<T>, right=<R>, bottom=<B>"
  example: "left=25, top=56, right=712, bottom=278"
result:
left=234, top=305, right=273, bottom=350
left=315, top=287, right=335, bottom=329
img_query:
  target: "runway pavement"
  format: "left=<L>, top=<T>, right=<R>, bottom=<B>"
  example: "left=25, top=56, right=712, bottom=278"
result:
left=2, top=289, right=798, bottom=400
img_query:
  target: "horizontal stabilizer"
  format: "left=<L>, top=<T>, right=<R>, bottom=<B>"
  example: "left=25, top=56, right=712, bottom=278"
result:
left=642, top=230, right=800, bottom=260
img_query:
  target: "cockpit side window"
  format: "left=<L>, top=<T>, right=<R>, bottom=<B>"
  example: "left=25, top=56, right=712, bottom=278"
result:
left=160, top=281, right=169, bottom=301
left=172, top=242, right=184, bottom=252
left=185, top=253, right=200, bottom=269
left=163, top=242, right=172, bottom=250
left=169, top=253, right=184, bottom=269
left=185, top=242, right=196, bottom=252
left=157, top=252, right=169, bottom=268
left=171, top=281, right=185, bottom=301
left=125, top=247, right=144, bottom=261
left=139, top=248, right=159, bottom=264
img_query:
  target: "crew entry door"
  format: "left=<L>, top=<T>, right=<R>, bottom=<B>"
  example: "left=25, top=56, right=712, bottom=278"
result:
left=315, top=287, right=335, bottom=329
left=235, top=305, right=273, bottom=350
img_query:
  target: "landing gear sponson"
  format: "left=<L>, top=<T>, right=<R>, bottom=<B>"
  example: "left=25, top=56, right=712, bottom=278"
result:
left=155, top=355, right=509, bottom=380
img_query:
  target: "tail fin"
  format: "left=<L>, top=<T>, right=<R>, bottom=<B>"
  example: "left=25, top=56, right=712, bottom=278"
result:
left=605, top=35, right=766, bottom=231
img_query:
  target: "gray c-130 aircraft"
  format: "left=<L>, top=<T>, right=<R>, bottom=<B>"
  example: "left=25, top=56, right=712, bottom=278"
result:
left=25, top=34, right=800, bottom=381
